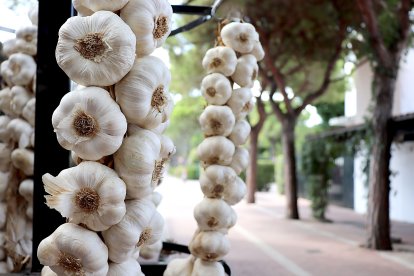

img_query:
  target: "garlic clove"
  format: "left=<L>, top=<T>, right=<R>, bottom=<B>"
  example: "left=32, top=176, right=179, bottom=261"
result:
left=228, top=119, right=251, bottom=146
left=250, top=39, right=265, bottom=61
left=72, top=0, right=94, bottom=16
left=164, top=256, right=195, bottom=276
left=150, top=191, right=163, bottom=207
left=0, top=87, right=16, bottom=116
left=19, top=179, right=34, bottom=219
left=120, top=0, right=173, bottom=57
left=5, top=53, right=36, bottom=86
left=223, top=176, right=247, bottom=205
left=151, top=119, right=170, bottom=135
left=22, top=98, right=36, bottom=126
left=194, top=198, right=237, bottom=232
left=11, top=148, right=34, bottom=176
left=10, top=86, right=33, bottom=116
left=73, top=0, right=129, bottom=13
left=52, top=86, right=127, bottom=161
left=197, top=136, right=235, bottom=168
left=191, top=258, right=225, bottom=276
left=43, top=161, right=127, bottom=231
left=7, top=118, right=34, bottom=149
left=139, top=239, right=162, bottom=260
left=115, top=56, right=173, bottom=129
left=108, top=259, right=145, bottom=276
left=230, top=146, right=249, bottom=175
left=160, top=135, right=176, bottom=159
left=226, top=87, right=253, bottom=120
left=202, top=46, right=237, bottom=76
left=199, top=105, right=235, bottom=137
left=56, top=11, right=136, bottom=86
left=41, top=266, right=57, bottom=276
left=189, top=230, right=230, bottom=262
left=201, top=73, right=232, bottom=105
left=231, top=54, right=259, bottom=88
left=37, top=223, right=109, bottom=276
left=200, top=165, right=237, bottom=199
left=221, top=22, right=259, bottom=54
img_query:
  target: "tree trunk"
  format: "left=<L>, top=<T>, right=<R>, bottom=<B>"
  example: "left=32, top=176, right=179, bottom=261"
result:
left=367, top=72, right=396, bottom=250
left=246, top=129, right=259, bottom=203
left=282, top=118, right=299, bottom=219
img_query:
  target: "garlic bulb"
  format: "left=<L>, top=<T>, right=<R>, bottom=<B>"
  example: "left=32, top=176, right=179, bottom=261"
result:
left=0, top=172, right=8, bottom=200
left=230, top=146, right=249, bottom=175
left=115, top=56, right=173, bottom=129
left=18, top=179, right=34, bottom=219
left=189, top=230, right=230, bottom=262
left=4, top=53, right=36, bottom=86
left=202, top=46, right=237, bottom=76
left=164, top=256, right=195, bottom=276
left=199, top=105, right=235, bottom=137
left=52, top=86, right=127, bottom=161
left=0, top=143, right=12, bottom=172
left=43, top=161, right=126, bottom=231
left=199, top=165, right=237, bottom=198
left=73, top=0, right=129, bottom=13
left=0, top=88, right=15, bottom=116
left=191, top=258, right=225, bottom=276
left=56, top=11, right=136, bottom=86
left=221, top=22, right=259, bottom=54
left=7, top=118, right=34, bottom=149
left=201, top=73, right=232, bottom=105
left=120, top=0, right=173, bottom=57
left=10, top=86, right=32, bottom=115
left=197, top=136, right=235, bottom=168
left=160, top=134, right=176, bottom=159
left=28, top=2, right=38, bottom=26
left=232, top=54, right=258, bottom=88
left=22, top=98, right=36, bottom=126
left=2, top=39, right=17, bottom=58
left=229, top=119, right=251, bottom=146
left=139, top=239, right=162, bottom=259
left=16, top=25, right=37, bottom=44
left=150, top=191, right=163, bottom=207
left=250, top=40, right=265, bottom=61
left=37, top=223, right=109, bottom=276
left=72, top=0, right=94, bottom=16
left=114, top=127, right=162, bottom=198
left=194, top=198, right=237, bottom=232
left=227, top=87, right=253, bottom=120
left=11, top=148, right=34, bottom=176
left=0, top=116, right=11, bottom=142
left=224, top=176, right=247, bottom=205
left=108, top=259, right=144, bottom=276
left=41, top=266, right=57, bottom=276
left=15, top=39, right=37, bottom=56
left=151, top=119, right=170, bottom=135
left=102, top=199, right=164, bottom=263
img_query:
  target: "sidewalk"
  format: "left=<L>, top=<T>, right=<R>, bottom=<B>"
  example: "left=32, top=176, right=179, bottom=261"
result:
left=155, top=176, right=414, bottom=276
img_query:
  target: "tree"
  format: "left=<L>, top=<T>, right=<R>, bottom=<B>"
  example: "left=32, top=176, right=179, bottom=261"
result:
left=355, top=0, right=413, bottom=250
left=245, top=0, right=352, bottom=219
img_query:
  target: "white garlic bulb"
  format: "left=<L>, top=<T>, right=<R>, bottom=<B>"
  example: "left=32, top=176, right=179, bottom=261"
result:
left=189, top=230, right=230, bottom=262
left=102, top=199, right=164, bottom=263
left=199, top=165, right=237, bottom=198
left=202, top=46, right=237, bottom=76
left=139, top=239, right=162, bottom=259
left=197, top=136, right=235, bottom=168
left=56, top=11, right=136, bottom=86
left=0, top=116, right=11, bottom=142
left=11, top=148, right=34, bottom=176
left=16, top=25, right=37, bottom=44
left=28, top=2, right=38, bottom=25
left=151, top=119, right=170, bottom=135
left=229, top=119, right=251, bottom=146
left=191, top=258, right=225, bottom=276
left=232, top=54, right=258, bottom=88
left=150, top=191, right=163, bottom=207
left=0, top=87, right=15, bottom=116
left=250, top=40, right=265, bottom=61
left=108, top=259, right=145, bottom=276
left=221, top=22, right=259, bottom=54
left=43, top=161, right=126, bottom=231
left=15, top=39, right=37, bottom=56
left=52, top=86, right=127, bottom=161
left=115, top=56, right=173, bottom=129
left=164, top=256, right=195, bottom=276
left=37, top=223, right=109, bottom=276
left=194, top=198, right=237, bottom=232
left=72, top=0, right=94, bottom=16
left=224, top=176, right=247, bottom=205
left=201, top=73, right=232, bottom=105
left=227, top=87, right=253, bottom=120
left=0, top=143, right=12, bottom=172
left=114, top=127, right=162, bottom=199
left=4, top=53, right=36, bottom=86
left=0, top=172, right=8, bottom=200
left=199, top=105, right=235, bottom=137
left=18, top=179, right=34, bottom=219
left=41, top=266, right=57, bottom=276
left=230, top=146, right=249, bottom=175
left=73, top=0, right=129, bottom=13
left=2, top=39, right=17, bottom=58
left=160, top=134, right=176, bottom=159
left=22, top=98, right=36, bottom=126
left=10, top=86, right=32, bottom=116
left=120, top=0, right=173, bottom=57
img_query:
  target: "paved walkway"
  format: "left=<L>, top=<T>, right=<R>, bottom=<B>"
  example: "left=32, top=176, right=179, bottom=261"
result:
left=155, top=176, right=414, bottom=276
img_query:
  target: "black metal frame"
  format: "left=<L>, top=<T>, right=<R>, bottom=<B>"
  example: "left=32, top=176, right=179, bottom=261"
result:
left=32, top=1, right=226, bottom=273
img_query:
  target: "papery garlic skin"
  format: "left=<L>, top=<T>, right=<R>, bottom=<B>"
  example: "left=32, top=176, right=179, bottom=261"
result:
left=56, top=11, right=136, bottom=86
left=221, top=22, right=259, bottom=54
left=115, top=56, right=172, bottom=129
left=202, top=46, right=237, bottom=76
left=52, top=86, right=127, bottom=161
left=120, top=0, right=173, bottom=57
left=37, top=223, right=109, bottom=276
left=19, top=179, right=34, bottom=219
left=227, top=87, right=253, bottom=120
left=229, top=119, right=251, bottom=146
left=199, top=105, right=235, bottom=137
left=197, top=136, right=235, bottom=168
left=189, top=230, right=230, bottom=262
left=102, top=199, right=164, bottom=263
left=108, top=259, right=144, bottom=276
left=164, top=256, right=195, bottom=276
left=0, top=203, right=6, bottom=229
left=199, top=165, right=237, bottom=198
left=160, top=135, right=176, bottom=159
left=41, top=266, right=57, bottom=276
left=16, top=26, right=37, bottom=44
left=11, top=148, right=34, bottom=176
left=223, top=176, right=247, bottom=205
left=114, top=127, right=161, bottom=198
left=10, top=86, right=32, bottom=115
left=4, top=53, right=36, bottom=86
left=0, top=88, right=16, bottom=117
left=232, top=54, right=258, bottom=88
left=139, top=239, right=162, bottom=259
left=250, top=40, right=265, bottom=61
left=201, top=73, right=232, bottom=105
left=151, top=119, right=170, bottom=135
left=230, top=146, right=249, bottom=175
left=191, top=258, right=225, bottom=276
left=43, top=161, right=126, bottom=231
left=22, top=98, right=36, bottom=126
left=72, top=0, right=94, bottom=16
left=2, top=39, right=17, bottom=57
left=194, top=198, right=237, bottom=232
left=73, top=0, right=129, bottom=12
left=15, top=39, right=37, bottom=56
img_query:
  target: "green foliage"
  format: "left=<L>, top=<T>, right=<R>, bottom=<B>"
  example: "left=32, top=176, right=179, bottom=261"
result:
left=241, top=159, right=275, bottom=191
left=187, top=163, right=200, bottom=180
left=168, top=164, right=200, bottom=180
left=314, top=101, right=344, bottom=126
